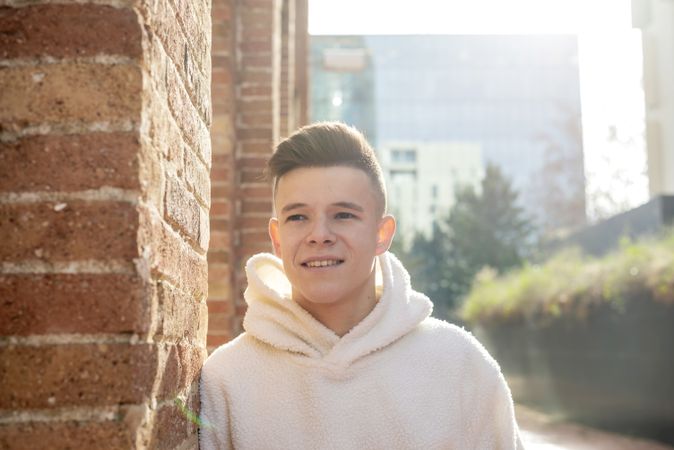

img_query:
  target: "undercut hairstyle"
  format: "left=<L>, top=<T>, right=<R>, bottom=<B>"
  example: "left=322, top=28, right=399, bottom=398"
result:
left=266, top=122, right=387, bottom=216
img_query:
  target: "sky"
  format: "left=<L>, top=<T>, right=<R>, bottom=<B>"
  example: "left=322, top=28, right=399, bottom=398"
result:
left=308, top=0, right=649, bottom=220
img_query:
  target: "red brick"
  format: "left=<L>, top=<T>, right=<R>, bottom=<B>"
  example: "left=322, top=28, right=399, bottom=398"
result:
left=0, top=63, right=141, bottom=126
left=238, top=185, right=272, bottom=198
left=207, top=333, right=231, bottom=349
left=207, top=250, right=230, bottom=264
left=150, top=400, right=198, bottom=449
left=211, top=69, right=233, bottom=85
left=0, top=201, right=138, bottom=262
left=241, top=198, right=272, bottom=214
left=238, top=97, right=274, bottom=114
left=238, top=155, right=268, bottom=169
left=240, top=168, right=266, bottom=183
left=240, top=111, right=274, bottom=127
left=165, top=62, right=210, bottom=164
left=210, top=218, right=229, bottom=231
left=185, top=152, right=211, bottom=205
left=156, top=281, right=206, bottom=342
left=239, top=141, right=273, bottom=155
left=241, top=53, right=274, bottom=68
left=0, top=274, right=150, bottom=336
left=165, top=175, right=201, bottom=244
left=157, top=343, right=205, bottom=400
left=210, top=200, right=231, bottom=217
left=0, top=4, right=141, bottom=60
left=0, top=420, right=132, bottom=450
left=208, top=312, right=233, bottom=332
left=208, top=264, right=231, bottom=283
left=235, top=216, right=269, bottom=229
left=0, top=133, right=139, bottom=193
left=0, top=343, right=157, bottom=409
left=209, top=230, right=231, bottom=248
left=239, top=40, right=273, bottom=52
left=213, top=153, right=234, bottom=165
left=207, top=299, right=233, bottom=315
left=237, top=245, right=273, bottom=259
left=138, top=206, right=208, bottom=297
left=239, top=230, right=272, bottom=247
left=211, top=185, right=230, bottom=198
left=212, top=2, right=232, bottom=21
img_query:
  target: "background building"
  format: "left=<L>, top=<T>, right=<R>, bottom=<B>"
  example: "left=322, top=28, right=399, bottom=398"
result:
left=381, top=141, right=483, bottom=240
left=632, top=0, right=674, bottom=196
left=311, top=34, right=586, bottom=238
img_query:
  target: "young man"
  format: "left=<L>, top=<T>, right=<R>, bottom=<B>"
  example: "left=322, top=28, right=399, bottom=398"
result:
left=200, top=122, right=523, bottom=449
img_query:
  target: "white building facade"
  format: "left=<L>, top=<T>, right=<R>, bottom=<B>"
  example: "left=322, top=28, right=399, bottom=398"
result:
left=633, top=0, right=674, bottom=195
left=379, top=141, right=483, bottom=241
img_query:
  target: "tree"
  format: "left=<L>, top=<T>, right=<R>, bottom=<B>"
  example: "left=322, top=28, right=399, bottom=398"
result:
left=400, top=163, right=534, bottom=320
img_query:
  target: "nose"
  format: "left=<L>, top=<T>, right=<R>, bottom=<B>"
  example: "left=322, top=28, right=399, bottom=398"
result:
left=306, top=216, right=335, bottom=245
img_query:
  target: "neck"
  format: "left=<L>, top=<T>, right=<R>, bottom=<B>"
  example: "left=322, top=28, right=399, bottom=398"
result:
left=296, top=274, right=379, bottom=337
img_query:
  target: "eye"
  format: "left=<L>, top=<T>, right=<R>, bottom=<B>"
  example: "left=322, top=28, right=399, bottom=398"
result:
left=335, top=211, right=357, bottom=220
left=286, top=214, right=306, bottom=222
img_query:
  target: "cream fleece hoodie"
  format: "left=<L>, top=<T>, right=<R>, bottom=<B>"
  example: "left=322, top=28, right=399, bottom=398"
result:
left=200, top=252, right=523, bottom=450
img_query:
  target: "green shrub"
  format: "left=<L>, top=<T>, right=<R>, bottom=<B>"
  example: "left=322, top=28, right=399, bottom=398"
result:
left=460, top=229, right=674, bottom=325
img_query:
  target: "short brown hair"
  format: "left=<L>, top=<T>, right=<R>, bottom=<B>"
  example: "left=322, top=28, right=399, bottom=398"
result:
left=267, top=122, right=387, bottom=215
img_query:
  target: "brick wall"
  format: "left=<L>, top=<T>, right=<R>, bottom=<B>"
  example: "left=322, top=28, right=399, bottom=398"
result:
left=207, top=0, right=309, bottom=351
left=208, top=0, right=238, bottom=350
left=0, top=0, right=210, bottom=448
left=0, top=0, right=309, bottom=445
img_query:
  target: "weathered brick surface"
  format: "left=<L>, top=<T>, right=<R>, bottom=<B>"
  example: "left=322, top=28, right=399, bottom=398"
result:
left=0, top=133, right=140, bottom=192
left=156, top=281, right=208, bottom=342
left=0, top=63, right=141, bottom=128
left=0, top=4, right=141, bottom=59
left=0, top=201, right=138, bottom=262
left=0, top=274, right=150, bottom=336
left=165, top=60, right=211, bottom=164
left=0, top=344, right=157, bottom=409
left=165, top=174, right=202, bottom=245
left=1, top=0, right=212, bottom=446
left=138, top=205, right=208, bottom=297
left=150, top=389, right=200, bottom=449
left=0, top=420, right=132, bottom=450
left=185, top=151, right=211, bottom=206
left=157, top=344, right=205, bottom=401
left=138, top=0, right=210, bottom=110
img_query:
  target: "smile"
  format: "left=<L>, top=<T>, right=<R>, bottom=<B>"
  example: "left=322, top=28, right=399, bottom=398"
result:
left=302, top=259, right=344, bottom=268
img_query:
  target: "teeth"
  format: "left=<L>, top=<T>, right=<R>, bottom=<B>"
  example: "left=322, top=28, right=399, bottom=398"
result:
left=306, top=260, right=341, bottom=267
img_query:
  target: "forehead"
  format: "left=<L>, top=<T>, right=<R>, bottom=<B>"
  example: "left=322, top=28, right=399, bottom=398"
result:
left=274, top=166, right=378, bottom=209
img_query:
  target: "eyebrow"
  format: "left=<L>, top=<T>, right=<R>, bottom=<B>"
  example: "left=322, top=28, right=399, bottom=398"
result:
left=280, top=201, right=365, bottom=214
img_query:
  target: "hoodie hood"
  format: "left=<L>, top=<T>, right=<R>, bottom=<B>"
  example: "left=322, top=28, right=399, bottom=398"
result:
left=242, top=251, right=433, bottom=368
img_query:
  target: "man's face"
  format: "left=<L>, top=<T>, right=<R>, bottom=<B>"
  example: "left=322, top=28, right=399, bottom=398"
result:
left=269, top=166, right=395, bottom=311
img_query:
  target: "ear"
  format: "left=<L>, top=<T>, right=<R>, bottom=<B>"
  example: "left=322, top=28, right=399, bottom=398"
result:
left=268, top=217, right=282, bottom=257
left=375, top=215, right=396, bottom=255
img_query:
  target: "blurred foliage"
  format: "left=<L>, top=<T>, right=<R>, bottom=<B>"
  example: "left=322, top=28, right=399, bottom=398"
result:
left=393, top=163, right=534, bottom=321
left=460, top=229, right=674, bottom=325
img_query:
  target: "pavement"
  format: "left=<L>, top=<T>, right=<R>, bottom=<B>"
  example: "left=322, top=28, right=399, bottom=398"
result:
left=516, top=405, right=674, bottom=450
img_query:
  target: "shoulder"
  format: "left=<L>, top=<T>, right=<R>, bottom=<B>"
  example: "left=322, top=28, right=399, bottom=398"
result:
left=413, top=317, right=503, bottom=375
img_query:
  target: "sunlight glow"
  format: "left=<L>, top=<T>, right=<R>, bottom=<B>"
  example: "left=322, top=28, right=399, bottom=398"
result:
left=309, top=0, right=631, bottom=35
left=309, top=0, right=649, bottom=220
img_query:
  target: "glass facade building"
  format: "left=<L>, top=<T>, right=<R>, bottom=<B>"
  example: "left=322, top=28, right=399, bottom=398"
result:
left=311, top=34, right=586, bottom=236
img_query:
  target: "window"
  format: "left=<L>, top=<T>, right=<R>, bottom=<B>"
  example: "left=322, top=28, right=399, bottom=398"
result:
left=391, top=148, right=417, bottom=163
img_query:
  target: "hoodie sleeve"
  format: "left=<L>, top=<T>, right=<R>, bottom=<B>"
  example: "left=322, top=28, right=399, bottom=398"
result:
left=460, top=335, right=524, bottom=450
left=199, top=364, right=232, bottom=450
